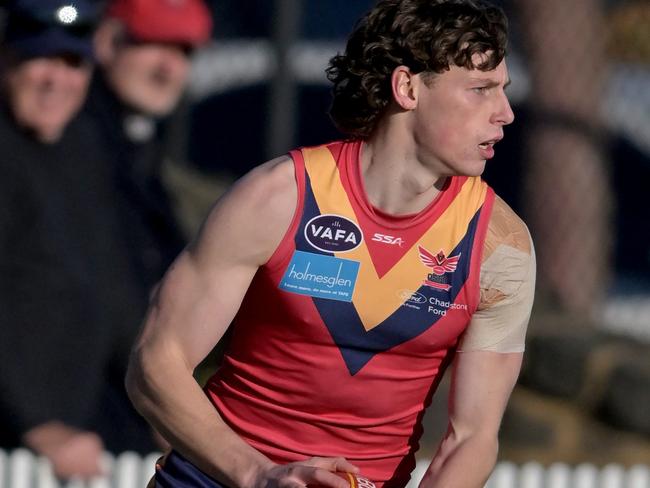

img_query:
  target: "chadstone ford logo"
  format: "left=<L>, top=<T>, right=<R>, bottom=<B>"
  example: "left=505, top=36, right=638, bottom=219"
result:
left=398, top=289, right=428, bottom=310
left=427, top=296, right=469, bottom=316
left=304, top=214, right=363, bottom=253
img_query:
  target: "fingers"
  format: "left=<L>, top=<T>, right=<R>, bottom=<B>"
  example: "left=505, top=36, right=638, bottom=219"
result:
left=23, top=422, right=105, bottom=479
left=51, top=431, right=105, bottom=478
left=307, top=468, right=351, bottom=488
left=303, top=456, right=360, bottom=474
left=259, top=458, right=360, bottom=488
left=277, top=465, right=349, bottom=488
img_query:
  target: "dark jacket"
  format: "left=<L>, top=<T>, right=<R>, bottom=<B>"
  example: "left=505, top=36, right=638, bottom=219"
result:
left=0, top=104, right=153, bottom=452
left=83, top=73, right=187, bottom=296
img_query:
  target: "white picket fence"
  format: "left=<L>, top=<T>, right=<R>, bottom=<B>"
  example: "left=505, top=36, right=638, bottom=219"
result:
left=0, top=450, right=160, bottom=488
left=1, top=449, right=649, bottom=488
left=407, top=460, right=650, bottom=488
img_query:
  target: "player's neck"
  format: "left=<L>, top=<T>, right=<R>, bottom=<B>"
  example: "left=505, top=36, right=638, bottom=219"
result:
left=361, top=126, right=447, bottom=216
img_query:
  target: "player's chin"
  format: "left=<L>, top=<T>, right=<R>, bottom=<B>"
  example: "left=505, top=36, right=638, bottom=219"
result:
left=457, top=160, right=488, bottom=177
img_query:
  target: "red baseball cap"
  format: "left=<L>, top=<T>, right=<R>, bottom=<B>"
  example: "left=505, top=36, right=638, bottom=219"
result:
left=106, top=0, right=212, bottom=47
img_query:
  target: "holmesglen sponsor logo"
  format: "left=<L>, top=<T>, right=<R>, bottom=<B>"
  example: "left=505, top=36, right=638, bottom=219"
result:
left=279, top=251, right=360, bottom=302
left=304, top=214, right=363, bottom=253
left=287, top=261, right=351, bottom=288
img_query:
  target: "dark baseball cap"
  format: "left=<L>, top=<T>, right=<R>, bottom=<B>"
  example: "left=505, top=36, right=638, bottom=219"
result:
left=3, top=0, right=100, bottom=60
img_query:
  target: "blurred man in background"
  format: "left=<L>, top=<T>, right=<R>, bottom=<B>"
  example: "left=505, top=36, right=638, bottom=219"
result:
left=0, top=0, right=93, bottom=144
left=0, top=0, right=157, bottom=479
left=85, top=0, right=213, bottom=305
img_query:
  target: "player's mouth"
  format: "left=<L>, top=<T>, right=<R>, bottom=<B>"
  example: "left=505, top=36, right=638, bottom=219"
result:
left=478, top=137, right=502, bottom=159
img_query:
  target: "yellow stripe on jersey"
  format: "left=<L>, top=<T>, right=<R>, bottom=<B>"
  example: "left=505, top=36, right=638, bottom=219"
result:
left=303, top=145, right=488, bottom=332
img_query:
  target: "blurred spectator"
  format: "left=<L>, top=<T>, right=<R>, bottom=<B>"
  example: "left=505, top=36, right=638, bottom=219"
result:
left=0, top=0, right=157, bottom=479
left=85, top=0, right=213, bottom=295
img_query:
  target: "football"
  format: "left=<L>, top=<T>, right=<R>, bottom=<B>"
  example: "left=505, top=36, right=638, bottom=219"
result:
left=310, top=472, right=376, bottom=488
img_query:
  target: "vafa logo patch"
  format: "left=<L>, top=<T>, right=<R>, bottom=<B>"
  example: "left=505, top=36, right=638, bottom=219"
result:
left=304, top=214, right=363, bottom=253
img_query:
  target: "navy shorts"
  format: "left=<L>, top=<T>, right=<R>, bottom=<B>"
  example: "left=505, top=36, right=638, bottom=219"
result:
left=153, top=450, right=227, bottom=488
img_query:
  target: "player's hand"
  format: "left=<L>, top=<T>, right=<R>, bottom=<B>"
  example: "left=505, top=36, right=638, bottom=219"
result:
left=255, top=456, right=359, bottom=488
left=23, top=421, right=106, bottom=479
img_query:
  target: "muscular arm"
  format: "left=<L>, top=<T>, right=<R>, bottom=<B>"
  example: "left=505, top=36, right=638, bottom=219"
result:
left=126, top=157, right=355, bottom=488
left=419, top=351, right=522, bottom=488
left=419, top=197, right=536, bottom=488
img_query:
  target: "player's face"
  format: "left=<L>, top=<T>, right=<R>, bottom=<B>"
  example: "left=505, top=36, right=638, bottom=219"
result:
left=105, top=42, right=191, bottom=116
left=411, top=57, right=514, bottom=177
left=5, top=54, right=92, bottom=143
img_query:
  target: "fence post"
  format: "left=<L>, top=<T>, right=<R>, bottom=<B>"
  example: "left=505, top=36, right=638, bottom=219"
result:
left=266, top=0, right=303, bottom=159
left=9, top=449, right=34, bottom=488
left=34, top=458, right=56, bottom=488
left=487, top=461, right=517, bottom=488
left=0, top=448, right=6, bottom=488
left=547, top=463, right=572, bottom=488
left=520, top=462, right=544, bottom=488
left=574, top=463, right=599, bottom=488
left=627, top=465, right=650, bottom=488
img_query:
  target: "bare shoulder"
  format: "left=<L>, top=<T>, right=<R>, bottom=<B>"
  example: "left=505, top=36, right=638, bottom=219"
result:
left=483, top=195, right=532, bottom=260
left=226, top=155, right=297, bottom=218
left=191, top=155, right=298, bottom=267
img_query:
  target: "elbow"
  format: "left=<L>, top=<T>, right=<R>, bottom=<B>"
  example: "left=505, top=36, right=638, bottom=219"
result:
left=447, top=423, right=500, bottom=464
left=487, top=435, right=499, bottom=465
left=472, top=432, right=499, bottom=469
left=125, top=350, right=147, bottom=414
left=422, top=429, right=500, bottom=488
left=466, top=429, right=499, bottom=460
left=125, top=337, right=193, bottom=417
left=125, top=346, right=159, bottom=417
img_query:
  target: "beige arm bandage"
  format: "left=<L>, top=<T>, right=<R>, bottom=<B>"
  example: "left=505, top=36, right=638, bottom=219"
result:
left=458, top=197, right=536, bottom=353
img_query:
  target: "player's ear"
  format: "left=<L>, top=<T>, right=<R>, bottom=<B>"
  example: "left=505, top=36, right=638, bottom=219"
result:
left=391, top=65, right=417, bottom=110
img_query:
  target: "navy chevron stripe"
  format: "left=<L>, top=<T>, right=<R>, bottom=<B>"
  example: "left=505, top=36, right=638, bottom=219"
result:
left=314, top=207, right=483, bottom=375
left=295, top=172, right=331, bottom=256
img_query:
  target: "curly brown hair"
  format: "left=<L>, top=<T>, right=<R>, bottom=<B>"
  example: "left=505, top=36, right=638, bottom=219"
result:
left=326, top=0, right=508, bottom=138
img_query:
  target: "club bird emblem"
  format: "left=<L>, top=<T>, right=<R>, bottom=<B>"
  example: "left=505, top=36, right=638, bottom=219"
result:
left=418, top=245, right=461, bottom=291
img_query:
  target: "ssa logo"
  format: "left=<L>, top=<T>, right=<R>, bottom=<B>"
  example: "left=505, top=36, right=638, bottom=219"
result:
left=371, top=233, right=404, bottom=246
left=304, top=214, right=363, bottom=253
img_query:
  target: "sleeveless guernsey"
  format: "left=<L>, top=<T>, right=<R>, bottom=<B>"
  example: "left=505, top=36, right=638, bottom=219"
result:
left=205, top=140, right=495, bottom=487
